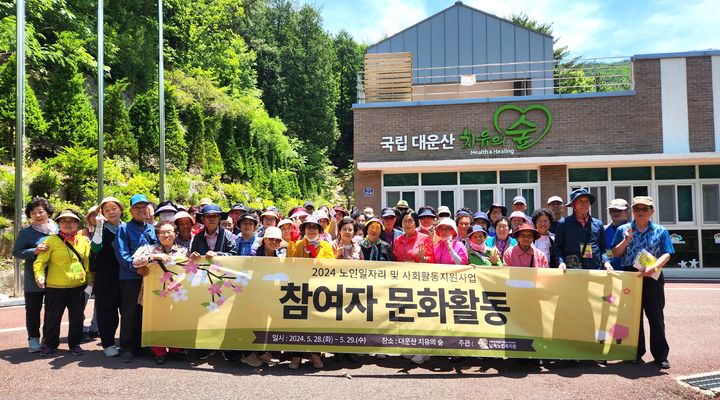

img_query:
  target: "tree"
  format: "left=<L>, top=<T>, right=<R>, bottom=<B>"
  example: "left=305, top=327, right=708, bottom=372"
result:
left=183, top=101, right=205, bottom=173
left=163, top=85, right=188, bottom=170
left=38, top=31, right=97, bottom=158
left=104, top=79, right=138, bottom=161
left=129, top=88, right=159, bottom=170
left=331, top=30, right=364, bottom=168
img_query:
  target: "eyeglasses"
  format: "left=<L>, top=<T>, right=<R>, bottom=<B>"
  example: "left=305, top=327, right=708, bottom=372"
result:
left=157, top=230, right=175, bottom=236
left=265, top=238, right=282, bottom=244
left=632, top=206, right=650, bottom=212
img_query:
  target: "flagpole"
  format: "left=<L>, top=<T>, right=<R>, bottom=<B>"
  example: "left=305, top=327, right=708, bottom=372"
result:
left=13, top=0, right=26, bottom=297
left=97, top=0, right=104, bottom=201
left=158, top=0, right=166, bottom=202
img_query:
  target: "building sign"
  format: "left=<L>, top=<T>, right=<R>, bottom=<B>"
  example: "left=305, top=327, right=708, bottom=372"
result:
left=379, top=104, right=552, bottom=155
left=461, top=104, right=552, bottom=152
left=363, top=188, right=375, bottom=197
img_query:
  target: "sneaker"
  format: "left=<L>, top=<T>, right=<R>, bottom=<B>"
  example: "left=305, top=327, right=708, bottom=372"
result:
left=259, top=352, right=275, bottom=365
left=240, top=353, right=263, bottom=367
left=70, top=345, right=84, bottom=355
left=28, top=338, right=42, bottom=353
left=40, top=346, right=57, bottom=357
left=288, top=357, right=302, bottom=369
left=310, top=353, right=324, bottom=369
left=410, top=355, right=429, bottom=365
left=121, top=351, right=134, bottom=363
left=103, top=345, right=120, bottom=357
left=657, top=359, right=670, bottom=369
left=196, top=350, right=216, bottom=360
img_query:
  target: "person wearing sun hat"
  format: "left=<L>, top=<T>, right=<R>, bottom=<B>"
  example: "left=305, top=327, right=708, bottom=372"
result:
left=173, top=211, right=195, bottom=249
left=553, top=188, right=613, bottom=271
left=287, top=215, right=333, bottom=369
left=432, top=218, right=468, bottom=265
left=502, top=223, right=549, bottom=268
left=466, top=225, right=501, bottom=266
left=33, top=209, right=92, bottom=357
left=487, top=202, right=508, bottom=237
left=611, top=196, right=673, bottom=369
left=189, top=204, right=237, bottom=257
left=90, top=196, right=125, bottom=357
left=359, top=217, right=394, bottom=261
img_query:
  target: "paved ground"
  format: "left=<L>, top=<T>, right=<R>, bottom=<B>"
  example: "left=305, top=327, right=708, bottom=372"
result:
left=1, top=282, right=719, bottom=400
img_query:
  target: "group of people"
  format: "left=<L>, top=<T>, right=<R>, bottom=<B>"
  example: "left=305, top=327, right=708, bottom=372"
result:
left=13, top=187, right=673, bottom=370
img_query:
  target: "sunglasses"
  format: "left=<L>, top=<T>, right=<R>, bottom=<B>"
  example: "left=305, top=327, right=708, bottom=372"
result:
left=632, top=206, right=651, bottom=212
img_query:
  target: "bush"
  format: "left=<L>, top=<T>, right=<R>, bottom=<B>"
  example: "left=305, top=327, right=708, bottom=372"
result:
left=29, top=168, right=61, bottom=198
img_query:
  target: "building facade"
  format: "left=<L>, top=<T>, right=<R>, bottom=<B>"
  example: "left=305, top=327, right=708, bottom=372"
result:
left=353, top=4, right=720, bottom=269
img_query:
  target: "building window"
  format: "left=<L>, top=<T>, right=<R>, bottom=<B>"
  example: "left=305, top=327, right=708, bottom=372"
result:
left=425, top=190, right=455, bottom=214
left=386, top=191, right=416, bottom=210
left=503, top=188, right=535, bottom=215
left=384, top=173, right=419, bottom=187
left=614, top=185, right=649, bottom=202
left=702, top=184, right=720, bottom=224
left=657, top=184, right=694, bottom=224
left=422, top=172, right=457, bottom=186
left=611, top=167, right=651, bottom=181
left=499, top=170, right=537, bottom=184
left=699, top=165, right=720, bottom=179
left=655, top=166, right=696, bottom=180
left=460, top=171, right=496, bottom=185
left=463, top=189, right=495, bottom=213
left=569, top=168, right=608, bottom=182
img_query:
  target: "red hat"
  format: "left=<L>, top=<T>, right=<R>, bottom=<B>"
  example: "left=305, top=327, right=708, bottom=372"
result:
left=512, top=223, right=540, bottom=240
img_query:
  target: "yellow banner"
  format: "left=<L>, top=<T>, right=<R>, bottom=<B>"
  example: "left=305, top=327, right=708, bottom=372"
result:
left=142, top=256, right=642, bottom=360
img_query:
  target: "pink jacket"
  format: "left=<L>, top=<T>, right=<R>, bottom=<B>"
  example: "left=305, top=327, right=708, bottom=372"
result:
left=433, top=239, right=468, bottom=265
left=502, top=245, right=549, bottom=268
left=393, top=232, right=434, bottom=263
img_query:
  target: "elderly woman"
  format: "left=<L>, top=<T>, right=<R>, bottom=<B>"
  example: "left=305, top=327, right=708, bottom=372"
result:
left=33, top=209, right=92, bottom=356
left=13, top=197, right=57, bottom=353
left=486, top=217, right=516, bottom=257
left=287, top=216, right=333, bottom=369
left=532, top=208, right=556, bottom=267
left=393, top=210, right=433, bottom=263
left=467, top=226, right=502, bottom=266
left=313, top=210, right=333, bottom=242
left=502, top=224, right=549, bottom=268
left=173, top=211, right=195, bottom=249
left=432, top=218, right=468, bottom=265
left=91, top=196, right=125, bottom=357
left=132, top=220, right=188, bottom=364
left=487, top=203, right=508, bottom=237
left=360, top=218, right=394, bottom=261
left=332, top=217, right=363, bottom=260
left=239, top=226, right=286, bottom=367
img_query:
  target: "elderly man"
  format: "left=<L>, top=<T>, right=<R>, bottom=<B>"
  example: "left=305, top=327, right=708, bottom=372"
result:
left=612, top=196, right=673, bottom=369
left=512, top=195, right=528, bottom=214
left=546, top=195, right=564, bottom=234
left=553, top=188, right=613, bottom=271
left=114, top=194, right=157, bottom=362
left=605, top=198, right=630, bottom=270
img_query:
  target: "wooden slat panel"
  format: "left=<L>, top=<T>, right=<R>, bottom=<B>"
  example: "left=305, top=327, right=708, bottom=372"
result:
left=364, top=52, right=412, bottom=102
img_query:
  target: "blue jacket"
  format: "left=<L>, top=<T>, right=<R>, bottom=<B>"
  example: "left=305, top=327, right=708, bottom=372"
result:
left=13, top=226, right=53, bottom=293
left=114, top=220, right=157, bottom=280
left=604, top=222, right=628, bottom=270
left=553, top=214, right=610, bottom=269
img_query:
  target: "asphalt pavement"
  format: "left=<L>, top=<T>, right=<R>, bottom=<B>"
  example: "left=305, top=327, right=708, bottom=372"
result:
left=1, top=282, right=719, bottom=400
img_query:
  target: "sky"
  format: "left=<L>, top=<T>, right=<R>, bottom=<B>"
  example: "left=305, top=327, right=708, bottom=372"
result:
left=305, top=0, right=719, bottom=59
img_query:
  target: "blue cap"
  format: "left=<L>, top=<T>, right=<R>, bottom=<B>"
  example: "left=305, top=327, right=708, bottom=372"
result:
left=468, top=225, right=488, bottom=239
left=473, top=211, right=491, bottom=224
left=130, top=194, right=149, bottom=206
